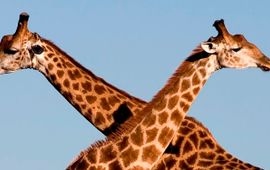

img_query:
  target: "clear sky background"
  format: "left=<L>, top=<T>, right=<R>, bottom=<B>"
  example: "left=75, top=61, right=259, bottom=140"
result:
left=0, top=1, right=269, bottom=169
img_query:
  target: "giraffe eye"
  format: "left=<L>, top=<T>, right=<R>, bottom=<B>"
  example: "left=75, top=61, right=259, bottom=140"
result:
left=31, top=45, right=44, bottom=54
left=4, top=48, right=18, bottom=55
left=232, top=47, right=242, bottom=52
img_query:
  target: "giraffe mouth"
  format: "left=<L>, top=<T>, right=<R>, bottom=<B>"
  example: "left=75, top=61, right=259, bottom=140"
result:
left=256, top=55, right=270, bottom=72
left=257, top=63, right=270, bottom=72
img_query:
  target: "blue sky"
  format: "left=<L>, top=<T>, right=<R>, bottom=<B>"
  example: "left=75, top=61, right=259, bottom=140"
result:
left=0, top=1, right=269, bottom=169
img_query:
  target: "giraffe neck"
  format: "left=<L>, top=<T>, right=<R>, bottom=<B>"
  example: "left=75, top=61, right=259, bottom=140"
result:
left=31, top=39, right=146, bottom=134
left=68, top=49, right=221, bottom=170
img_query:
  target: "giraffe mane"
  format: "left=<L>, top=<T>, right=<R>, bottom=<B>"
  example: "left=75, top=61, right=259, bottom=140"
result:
left=41, top=38, right=147, bottom=105
left=184, top=116, right=218, bottom=143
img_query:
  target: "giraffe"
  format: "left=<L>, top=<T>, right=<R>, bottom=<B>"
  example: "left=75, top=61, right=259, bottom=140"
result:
left=66, top=20, right=270, bottom=169
left=0, top=13, right=266, bottom=169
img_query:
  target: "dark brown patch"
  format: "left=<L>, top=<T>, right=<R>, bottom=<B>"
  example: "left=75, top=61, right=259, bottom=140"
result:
left=165, top=142, right=179, bottom=155
left=199, top=68, right=206, bottom=77
left=95, top=112, right=106, bottom=126
left=73, top=69, right=82, bottom=79
left=183, top=140, right=193, bottom=154
left=168, top=95, right=179, bottom=110
left=204, top=139, right=215, bottom=149
left=72, top=83, right=79, bottom=90
left=86, top=95, right=97, bottom=104
left=180, top=101, right=189, bottom=112
left=193, top=87, right=200, bottom=95
left=108, top=96, right=120, bottom=107
left=56, top=70, right=64, bottom=78
left=146, top=127, right=158, bottom=143
left=100, top=98, right=111, bottom=111
left=86, top=148, right=97, bottom=163
left=53, top=57, right=58, bottom=62
left=189, top=133, right=199, bottom=148
left=216, top=155, right=226, bottom=162
left=66, top=62, right=74, bottom=68
left=54, top=83, right=62, bottom=91
left=117, top=136, right=129, bottom=151
left=158, top=127, right=174, bottom=147
left=142, top=113, right=156, bottom=127
left=210, top=166, right=223, bottom=170
left=67, top=70, right=76, bottom=80
left=69, top=158, right=88, bottom=170
left=215, top=147, right=225, bottom=154
left=227, top=162, right=237, bottom=167
left=120, top=146, right=139, bottom=167
left=99, top=145, right=117, bottom=163
left=158, top=111, right=168, bottom=125
left=154, top=97, right=167, bottom=111
left=47, top=53, right=54, bottom=58
left=48, top=63, right=54, bottom=70
left=169, top=81, right=180, bottom=95
left=56, top=63, right=62, bottom=68
left=130, top=126, right=144, bottom=146
left=94, top=84, right=106, bottom=95
left=75, top=95, right=83, bottom=102
left=164, top=156, right=177, bottom=169
left=199, top=140, right=207, bottom=149
left=170, top=110, right=183, bottom=125
left=187, top=153, right=198, bottom=165
left=202, top=79, right=207, bottom=85
left=63, top=79, right=70, bottom=88
left=46, top=45, right=54, bottom=52
left=104, top=103, right=133, bottom=135
left=81, top=81, right=92, bottom=92
left=192, top=72, right=201, bottom=85
left=81, top=104, right=86, bottom=109
left=198, top=130, right=207, bottom=138
left=181, top=79, right=191, bottom=92
left=50, top=74, right=57, bottom=82
left=179, top=160, right=191, bottom=170
left=91, top=166, right=106, bottom=170
left=142, top=145, right=161, bottom=164
left=63, top=91, right=73, bottom=100
left=181, top=120, right=188, bottom=126
left=180, top=126, right=192, bottom=135
left=225, top=153, right=233, bottom=159
left=187, top=122, right=195, bottom=129
left=109, top=160, right=122, bottom=170
left=197, top=160, right=212, bottom=167
left=182, top=92, right=193, bottom=102
left=200, top=151, right=216, bottom=160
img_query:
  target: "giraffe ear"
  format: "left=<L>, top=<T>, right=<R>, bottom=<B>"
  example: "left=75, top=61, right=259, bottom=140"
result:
left=200, top=42, right=217, bottom=54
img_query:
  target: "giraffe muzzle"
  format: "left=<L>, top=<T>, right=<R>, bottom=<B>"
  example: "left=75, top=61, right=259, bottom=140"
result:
left=257, top=55, right=270, bottom=72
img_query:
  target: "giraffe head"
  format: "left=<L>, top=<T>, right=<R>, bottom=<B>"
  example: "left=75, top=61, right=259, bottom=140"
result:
left=200, top=19, right=270, bottom=71
left=0, top=12, right=44, bottom=74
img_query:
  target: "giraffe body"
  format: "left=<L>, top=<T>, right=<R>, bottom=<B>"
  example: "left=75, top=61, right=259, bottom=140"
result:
left=0, top=13, right=268, bottom=169
left=67, top=20, right=270, bottom=169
